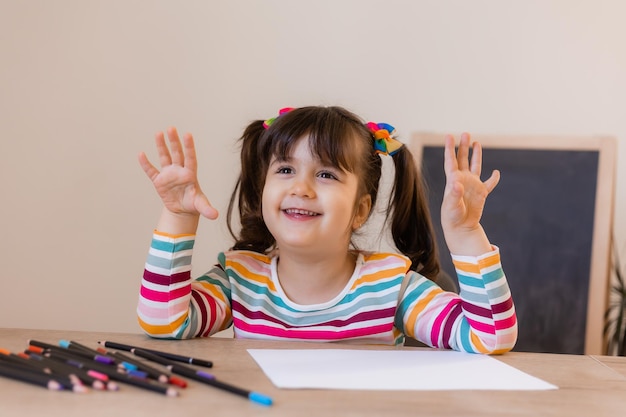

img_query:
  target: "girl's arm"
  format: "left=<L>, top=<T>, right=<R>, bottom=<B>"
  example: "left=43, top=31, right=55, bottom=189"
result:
left=397, top=248, right=517, bottom=354
left=137, top=128, right=225, bottom=338
left=137, top=231, right=232, bottom=339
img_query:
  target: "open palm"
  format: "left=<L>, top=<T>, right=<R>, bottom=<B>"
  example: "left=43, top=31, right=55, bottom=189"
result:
left=138, top=127, right=218, bottom=220
left=441, top=133, right=499, bottom=255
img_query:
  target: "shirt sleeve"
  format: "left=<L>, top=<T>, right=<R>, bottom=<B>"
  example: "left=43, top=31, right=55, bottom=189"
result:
left=396, top=247, right=517, bottom=354
left=136, top=231, right=233, bottom=339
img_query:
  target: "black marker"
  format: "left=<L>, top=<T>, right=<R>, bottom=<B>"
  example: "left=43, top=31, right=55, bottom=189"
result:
left=98, top=340, right=213, bottom=368
left=131, top=348, right=272, bottom=406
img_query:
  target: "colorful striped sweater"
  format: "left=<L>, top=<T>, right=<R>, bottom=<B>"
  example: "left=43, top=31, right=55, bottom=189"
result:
left=138, top=231, right=517, bottom=354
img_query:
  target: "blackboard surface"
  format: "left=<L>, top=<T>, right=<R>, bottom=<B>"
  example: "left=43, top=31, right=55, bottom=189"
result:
left=421, top=146, right=599, bottom=354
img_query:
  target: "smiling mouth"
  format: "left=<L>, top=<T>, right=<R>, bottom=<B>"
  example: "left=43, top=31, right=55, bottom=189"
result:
left=283, top=208, right=320, bottom=216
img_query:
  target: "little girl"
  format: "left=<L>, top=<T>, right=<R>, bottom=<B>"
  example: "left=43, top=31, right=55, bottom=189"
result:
left=137, top=106, right=517, bottom=354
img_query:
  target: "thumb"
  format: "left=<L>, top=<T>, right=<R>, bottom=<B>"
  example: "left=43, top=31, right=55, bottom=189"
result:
left=484, top=169, right=501, bottom=194
left=195, top=194, right=219, bottom=220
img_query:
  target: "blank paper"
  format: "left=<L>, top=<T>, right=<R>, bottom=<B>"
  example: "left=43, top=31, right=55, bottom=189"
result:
left=247, top=349, right=558, bottom=391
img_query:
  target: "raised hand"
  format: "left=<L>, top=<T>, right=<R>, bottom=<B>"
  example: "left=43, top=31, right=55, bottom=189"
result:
left=440, top=133, right=499, bottom=256
left=138, top=127, right=218, bottom=224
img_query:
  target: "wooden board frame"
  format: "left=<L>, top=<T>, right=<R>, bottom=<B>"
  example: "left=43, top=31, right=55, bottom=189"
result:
left=410, top=132, right=617, bottom=355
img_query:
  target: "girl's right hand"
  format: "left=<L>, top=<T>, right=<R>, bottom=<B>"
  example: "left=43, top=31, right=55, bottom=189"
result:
left=138, top=127, right=219, bottom=222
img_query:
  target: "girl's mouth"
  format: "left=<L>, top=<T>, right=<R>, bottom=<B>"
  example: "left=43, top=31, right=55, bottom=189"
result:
left=283, top=208, right=320, bottom=217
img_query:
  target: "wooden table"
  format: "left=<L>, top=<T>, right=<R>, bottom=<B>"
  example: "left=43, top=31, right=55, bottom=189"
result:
left=1, top=328, right=626, bottom=416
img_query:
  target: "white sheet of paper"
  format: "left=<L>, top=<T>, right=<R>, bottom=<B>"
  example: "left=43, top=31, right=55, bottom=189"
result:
left=247, top=349, right=558, bottom=391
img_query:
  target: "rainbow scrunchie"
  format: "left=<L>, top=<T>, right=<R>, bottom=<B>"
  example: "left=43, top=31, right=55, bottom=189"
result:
left=263, top=107, right=295, bottom=129
left=366, top=122, right=403, bottom=156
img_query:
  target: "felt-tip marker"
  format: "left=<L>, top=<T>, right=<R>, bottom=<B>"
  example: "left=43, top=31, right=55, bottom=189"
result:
left=131, top=348, right=272, bottom=406
left=98, top=340, right=213, bottom=368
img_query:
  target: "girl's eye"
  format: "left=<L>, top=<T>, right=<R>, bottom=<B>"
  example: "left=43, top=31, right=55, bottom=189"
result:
left=318, top=171, right=338, bottom=180
left=276, top=166, right=293, bottom=174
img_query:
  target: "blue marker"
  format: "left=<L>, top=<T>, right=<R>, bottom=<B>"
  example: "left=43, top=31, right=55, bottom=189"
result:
left=131, top=348, right=273, bottom=406
left=118, top=361, right=139, bottom=371
left=192, top=369, right=273, bottom=406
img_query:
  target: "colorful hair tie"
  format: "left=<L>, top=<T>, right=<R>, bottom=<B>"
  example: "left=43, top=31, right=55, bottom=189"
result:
left=366, top=122, right=403, bottom=156
left=263, top=107, right=295, bottom=129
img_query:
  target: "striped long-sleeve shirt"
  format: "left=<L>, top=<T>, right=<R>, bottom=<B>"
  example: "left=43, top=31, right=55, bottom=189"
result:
left=138, top=231, right=517, bottom=354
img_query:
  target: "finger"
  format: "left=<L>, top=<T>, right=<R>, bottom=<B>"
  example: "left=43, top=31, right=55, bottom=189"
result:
left=456, top=132, right=471, bottom=171
left=138, top=152, right=160, bottom=181
left=444, top=134, right=459, bottom=175
left=167, top=126, right=185, bottom=166
left=155, top=132, right=172, bottom=167
left=470, top=141, right=483, bottom=178
left=483, top=169, right=501, bottom=194
left=182, top=133, right=197, bottom=173
left=195, top=194, right=219, bottom=220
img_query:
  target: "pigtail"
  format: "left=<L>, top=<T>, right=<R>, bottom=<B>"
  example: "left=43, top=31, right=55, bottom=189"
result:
left=227, top=120, right=275, bottom=252
left=388, top=147, right=440, bottom=279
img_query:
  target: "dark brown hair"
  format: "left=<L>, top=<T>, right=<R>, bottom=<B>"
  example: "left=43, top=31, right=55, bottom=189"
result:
left=226, top=106, right=440, bottom=278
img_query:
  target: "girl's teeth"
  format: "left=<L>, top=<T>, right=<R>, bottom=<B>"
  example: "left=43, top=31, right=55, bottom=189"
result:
left=286, top=209, right=318, bottom=216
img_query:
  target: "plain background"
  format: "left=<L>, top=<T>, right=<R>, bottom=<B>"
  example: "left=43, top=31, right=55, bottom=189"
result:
left=1, top=0, right=624, bottom=334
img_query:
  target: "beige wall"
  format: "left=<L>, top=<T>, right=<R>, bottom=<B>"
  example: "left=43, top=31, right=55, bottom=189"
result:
left=1, top=0, right=625, bottom=333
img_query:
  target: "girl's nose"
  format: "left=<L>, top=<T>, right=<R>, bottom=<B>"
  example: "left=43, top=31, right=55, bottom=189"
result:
left=290, top=176, right=315, bottom=198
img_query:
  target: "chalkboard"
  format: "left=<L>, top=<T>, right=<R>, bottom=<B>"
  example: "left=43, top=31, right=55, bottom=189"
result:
left=410, top=133, right=616, bottom=355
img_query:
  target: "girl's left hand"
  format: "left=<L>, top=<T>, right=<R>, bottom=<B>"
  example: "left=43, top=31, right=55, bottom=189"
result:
left=441, top=133, right=500, bottom=255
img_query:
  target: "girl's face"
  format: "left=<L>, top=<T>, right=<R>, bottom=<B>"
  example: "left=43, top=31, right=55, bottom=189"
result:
left=261, top=136, right=371, bottom=256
